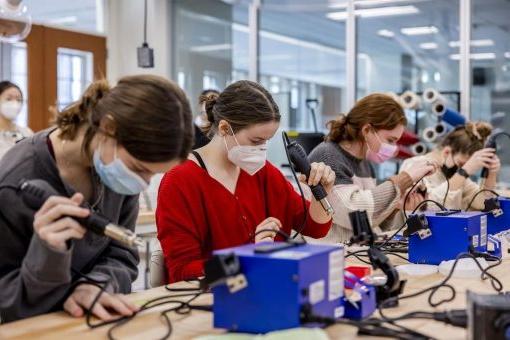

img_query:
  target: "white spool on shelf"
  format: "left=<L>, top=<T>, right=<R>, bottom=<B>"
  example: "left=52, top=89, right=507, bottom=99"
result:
left=411, top=142, right=427, bottom=156
left=434, top=122, right=450, bottom=138
left=422, top=127, right=438, bottom=143
left=423, top=88, right=446, bottom=104
left=432, top=100, right=447, bottom=116
left=400, top=91, right=422, bottom=110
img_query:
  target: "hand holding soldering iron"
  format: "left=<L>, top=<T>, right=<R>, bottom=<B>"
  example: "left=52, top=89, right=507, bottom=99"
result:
left=297, top=162, right=336, bottom=194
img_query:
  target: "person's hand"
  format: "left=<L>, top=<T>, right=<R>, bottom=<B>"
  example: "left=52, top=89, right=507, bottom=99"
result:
left=297, top=162, right=336, bottom=193
left=403, top=159, right=438, bottom=182
left=63, top=284, right=139, bottom=321
left=462, top=148, right=496, bottom=175
left=33, top=193, right=90, bottom=252
left=254, top=217, right=282, bottom=243
left=488, top=154, right=501, bottom=174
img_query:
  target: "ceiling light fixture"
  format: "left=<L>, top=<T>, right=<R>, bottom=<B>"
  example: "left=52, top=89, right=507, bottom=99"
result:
left=327, top=5, right=419, bottom=21
left=449, top=52, right=496, bottom=60
left=419, top=42, right=438, bottom=50
left=448, top=39, right=494, bottom=48
left=401, top=25, right=438, bottom=36
left=377, top=29, right=395, bottom=38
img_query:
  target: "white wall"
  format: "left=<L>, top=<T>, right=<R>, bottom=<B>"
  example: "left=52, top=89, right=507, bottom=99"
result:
left=104, top=0, right=173, bottom=210
left=104, top=0, right=172, bottom=82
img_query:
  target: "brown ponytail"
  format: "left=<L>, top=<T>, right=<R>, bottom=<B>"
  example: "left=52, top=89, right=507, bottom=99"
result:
left=53, top=75, right=193, bottom=162
left=326, top=93, right=407, bottom=143
left=203, top=92, right=219, bottom=134
left=440, top=121, right=492, bottom=155
left=54, top=79, right=110, bottom=141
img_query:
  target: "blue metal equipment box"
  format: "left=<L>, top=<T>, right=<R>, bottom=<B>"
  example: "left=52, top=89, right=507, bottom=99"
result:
left=487, top=198, right=510, bottom=235
left=409, top=211, right=487, bottom=265
left=212, top=242, right=345, bottom=333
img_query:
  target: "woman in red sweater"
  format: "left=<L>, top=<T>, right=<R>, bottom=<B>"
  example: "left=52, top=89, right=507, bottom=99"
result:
left=156, top=80, right=335, bottom=283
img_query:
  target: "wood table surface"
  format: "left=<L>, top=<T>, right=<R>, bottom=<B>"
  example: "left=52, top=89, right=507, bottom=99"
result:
left=0, top=254, right=507, bottom=340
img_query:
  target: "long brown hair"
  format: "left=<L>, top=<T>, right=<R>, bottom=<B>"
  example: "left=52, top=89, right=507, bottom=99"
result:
left=440, top=121, right=492, bottom=155
left=326, top=93, right=407, bottom=143
left=54, top=75, right=193, bottom=162
left=202, top=80, right=281, bottom=136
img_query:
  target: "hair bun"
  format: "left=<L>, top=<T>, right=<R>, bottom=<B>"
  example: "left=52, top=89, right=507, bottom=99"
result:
left=79, top=80, right=110, bottom=115
left=474, top=121, right=492, bottom=141
left=465, top=121, right=492, bottom=142
left=54, top=79, right=110, bottom=139
left=204, top=92, right=219, bottom=124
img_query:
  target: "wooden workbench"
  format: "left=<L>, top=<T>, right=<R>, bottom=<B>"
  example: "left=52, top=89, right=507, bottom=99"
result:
left=0, top=255, right=507, bottom=340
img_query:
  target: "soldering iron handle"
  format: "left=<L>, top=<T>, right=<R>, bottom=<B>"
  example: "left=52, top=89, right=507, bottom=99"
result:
left=287, top=142, right=312, bottom=178
left=481, top=135, right=497, bottom=180
left=19, top=179, right=107, bottom=235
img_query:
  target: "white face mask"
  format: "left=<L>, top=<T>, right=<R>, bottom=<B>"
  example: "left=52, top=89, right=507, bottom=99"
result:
left=0, top=100, right=22, bottom=121
left=224, top=126, right=267, bottom=176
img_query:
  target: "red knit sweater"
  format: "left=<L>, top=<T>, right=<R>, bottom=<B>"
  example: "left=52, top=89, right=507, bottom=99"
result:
left=156, top=160, right=332, bottom=283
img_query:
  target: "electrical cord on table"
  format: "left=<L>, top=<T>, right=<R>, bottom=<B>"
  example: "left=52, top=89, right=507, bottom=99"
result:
left=302, top=308, right=433, bottom=339
left=106, top=292, right=208, bottom=340
left=378, top=252, right=503, bottom=310
left=340, top=252, right=502, bottom=336
left=81, top=271, right=212, bottom=339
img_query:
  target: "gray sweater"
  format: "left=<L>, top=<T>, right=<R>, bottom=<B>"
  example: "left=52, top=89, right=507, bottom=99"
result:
left=308, top=141, right=401, bottom=243
left=0, top=129, right=139, bottom=323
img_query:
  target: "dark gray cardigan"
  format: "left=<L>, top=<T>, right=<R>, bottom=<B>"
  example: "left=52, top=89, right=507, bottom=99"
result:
left=0, top=128, right=139, bottom=322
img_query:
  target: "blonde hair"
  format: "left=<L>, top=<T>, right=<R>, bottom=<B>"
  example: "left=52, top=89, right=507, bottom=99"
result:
left=439, top=121, right=492, bottom=155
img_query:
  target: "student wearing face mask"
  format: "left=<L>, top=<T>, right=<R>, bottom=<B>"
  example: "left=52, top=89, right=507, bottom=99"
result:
left=0, top=75, right=193, bottom=322
left=400, top=122, right=498, bottom=210
left=193, top=89, right=220, bottom=150
left=308, top=94, right=437, bottom=243
left=0, top=81, right=33, bottom=159
left=156, top=80, right=335, bottom=283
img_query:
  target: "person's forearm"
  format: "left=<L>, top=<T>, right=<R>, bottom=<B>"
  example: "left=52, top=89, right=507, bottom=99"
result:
left=309, top=198, right=331, bottom=224
left=484, top=171, right=497, bottom=190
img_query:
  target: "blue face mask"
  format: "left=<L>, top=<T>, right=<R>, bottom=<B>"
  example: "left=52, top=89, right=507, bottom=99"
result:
left=93, top=142, right=149, bottom=195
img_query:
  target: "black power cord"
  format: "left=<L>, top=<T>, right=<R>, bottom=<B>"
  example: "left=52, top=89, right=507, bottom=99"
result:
left=443, top=177, right=450, bottom=206
left=379, top=252, right=503, bottom=310
left=282, top=131, right=309, bottom=240
left=106, top=292, right=207, bottom=340
left=466, top=188, right=499, bottom=211
left=301, top=306, right=433, bottom=339
left=403, top=173, right=428, bottom=219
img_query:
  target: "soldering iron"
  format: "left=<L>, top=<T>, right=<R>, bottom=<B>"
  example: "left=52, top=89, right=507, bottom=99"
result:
left=19, top=179, right=143, bottom=248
